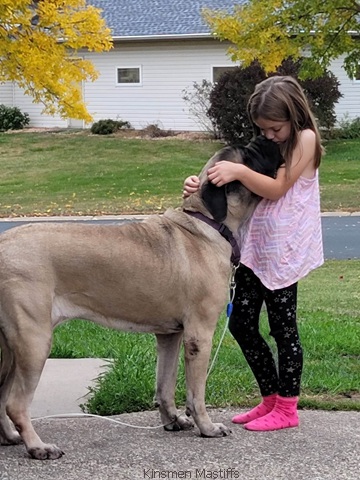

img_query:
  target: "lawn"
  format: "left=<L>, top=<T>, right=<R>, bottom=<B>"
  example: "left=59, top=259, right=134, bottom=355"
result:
left=0, top=131, right=215, bottom=216
left=0, top=131, right=359, bottom=216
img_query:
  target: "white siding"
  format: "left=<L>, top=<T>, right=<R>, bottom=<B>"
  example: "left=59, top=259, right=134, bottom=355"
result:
left=1, top=41, right=359, bottom=130
left=0, top=39, right=234, bottom=131
left=0, top=82, right=14, bottom=106
left=330, top=56, right=360, bottom=122
left=84, top=39, right=235, bottom=131
left=13, top=86, right=67, bottom=128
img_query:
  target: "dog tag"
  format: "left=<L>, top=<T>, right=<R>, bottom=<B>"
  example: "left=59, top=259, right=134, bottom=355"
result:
left=226, top=302, right=233, bottom=317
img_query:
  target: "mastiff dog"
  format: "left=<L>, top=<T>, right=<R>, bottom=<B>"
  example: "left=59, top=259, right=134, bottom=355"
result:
left=0, top=135, right=283, bottom=459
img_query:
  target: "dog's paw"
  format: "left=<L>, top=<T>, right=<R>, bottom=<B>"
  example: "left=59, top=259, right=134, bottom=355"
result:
left=28, top=444, right=65, bottom=460
left=0, top=431, right=22, bottom=445
left=164, top=415, right=194, bottom=432
left=200, top=423, right=232, bottom=438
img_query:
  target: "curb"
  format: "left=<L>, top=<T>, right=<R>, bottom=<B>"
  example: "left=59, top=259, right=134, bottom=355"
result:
left=321, top=211, right=360, bottom=217
left=0, top=214, right=148, bottom=222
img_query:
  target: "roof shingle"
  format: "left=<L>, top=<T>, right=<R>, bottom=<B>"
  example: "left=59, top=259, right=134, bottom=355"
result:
left=88, top=0, right=244, bottom=38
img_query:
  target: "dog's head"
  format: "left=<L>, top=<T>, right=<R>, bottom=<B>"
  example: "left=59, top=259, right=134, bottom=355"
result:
left=182, top=135, right=284, bottom=232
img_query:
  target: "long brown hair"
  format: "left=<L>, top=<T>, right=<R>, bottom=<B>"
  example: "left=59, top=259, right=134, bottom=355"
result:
left=247, top=76, right=323, bottom=173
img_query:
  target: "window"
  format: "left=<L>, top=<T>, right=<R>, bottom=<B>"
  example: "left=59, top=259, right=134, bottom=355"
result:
left=212, top=66, right=237, bottom=83
left=116, top=66, right=141, bottom=85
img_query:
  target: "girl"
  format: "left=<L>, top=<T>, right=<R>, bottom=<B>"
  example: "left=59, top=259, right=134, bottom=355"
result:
left=183, top=76, right=324, bottom=431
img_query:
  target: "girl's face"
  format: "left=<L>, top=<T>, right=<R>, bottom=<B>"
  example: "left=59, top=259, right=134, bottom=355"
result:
left=255, top=117, right=291, bottom=144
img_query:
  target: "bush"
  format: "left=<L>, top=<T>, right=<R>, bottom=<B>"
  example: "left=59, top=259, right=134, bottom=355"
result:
left=208, top=58, right=342, bottom=144
left=91, top=118, right=131, bottom=135
left=141, top=123, right=173, bottom=138
left=331, top=115, right=360, bottom=139
left=182, top=79, right=219, bottom=137
left=0, top=105, right=30, bottom=131
left=208, top=62, right=266, bottom=144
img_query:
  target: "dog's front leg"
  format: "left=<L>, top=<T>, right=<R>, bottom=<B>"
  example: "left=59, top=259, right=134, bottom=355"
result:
left=183, top=327, right=231, bottom=438
left=5, top=320, right=64, bottom=460
left=155, top=332, right=194, bottom=431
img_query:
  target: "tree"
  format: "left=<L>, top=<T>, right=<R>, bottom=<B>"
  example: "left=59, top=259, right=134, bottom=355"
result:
left=203, top=1, right=360, bottom=79
left=0, top=1, right=112, bottom=121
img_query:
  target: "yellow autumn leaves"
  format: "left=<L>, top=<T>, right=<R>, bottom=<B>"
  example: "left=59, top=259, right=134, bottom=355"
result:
left=203, top=0, right=360, bottom=79
left=0, top=0, right=112, bottom=121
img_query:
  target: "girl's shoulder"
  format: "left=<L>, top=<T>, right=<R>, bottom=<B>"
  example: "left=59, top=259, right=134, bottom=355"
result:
left=294, top=128, right=317, bottom=157
left=298, top=128, right=316, bottom=143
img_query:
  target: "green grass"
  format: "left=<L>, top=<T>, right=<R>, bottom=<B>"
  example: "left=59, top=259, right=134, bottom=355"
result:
left=51, top=260, right=360, bottom=414
left=0, top=131, right=359, bottom=216
left=0, top=132, right=217, bottom=216
left=1, top=131, right=359, bottom=413
left=320, top=138, right=360, bottom=212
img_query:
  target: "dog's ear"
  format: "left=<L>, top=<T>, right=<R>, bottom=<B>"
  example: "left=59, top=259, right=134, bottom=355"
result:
left=201, top=181, right=241, bottom=223
left=201, top=182, right=227, bottom=223
left=244, top=136, right=284, bottom=178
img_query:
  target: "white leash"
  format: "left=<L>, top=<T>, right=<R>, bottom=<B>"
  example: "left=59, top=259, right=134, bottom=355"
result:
left=32, top=412, right=170, bottom=429
left=206, top=264, right=238, bottom=377
left=33, top=266, right=239, bottom=430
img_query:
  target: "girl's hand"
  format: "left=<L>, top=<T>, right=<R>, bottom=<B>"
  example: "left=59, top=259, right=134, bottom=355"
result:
left=207, top=161, right=242, bottom=187
left=183, top=175, right=200, bottom=198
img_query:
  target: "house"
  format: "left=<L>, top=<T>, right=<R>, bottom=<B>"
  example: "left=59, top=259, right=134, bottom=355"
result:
left=1, top=0, right=359, bottom=131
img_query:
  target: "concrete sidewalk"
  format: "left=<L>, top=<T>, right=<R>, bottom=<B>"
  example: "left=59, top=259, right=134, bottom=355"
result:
left=31, top=358, right=111, bottom=418
left=0, top=359, right=359, bottom=480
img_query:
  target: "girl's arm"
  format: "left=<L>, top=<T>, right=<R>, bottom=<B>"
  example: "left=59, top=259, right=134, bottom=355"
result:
left=207, top=130, right=317, bottom=201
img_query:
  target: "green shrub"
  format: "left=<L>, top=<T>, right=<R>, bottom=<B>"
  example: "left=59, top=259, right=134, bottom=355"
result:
left=331, top=115, right=360, bottom=139
left=91, top=118, right=131, bottom=135
left=208, top=61, right=266, bottom=144
left=0, top=104, right=30, bottom=131
left=208, top=58, right=342, bottom=144
left=141, top=123, right=173, bottom=138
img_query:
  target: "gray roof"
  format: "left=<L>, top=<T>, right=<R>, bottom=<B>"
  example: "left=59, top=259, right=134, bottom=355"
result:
left=88, top=0, right=244, bottom=38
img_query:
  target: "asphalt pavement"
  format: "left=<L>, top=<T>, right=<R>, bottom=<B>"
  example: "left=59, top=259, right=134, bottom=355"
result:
left=0, top=407, right=359, bottom=479
left=0, top=213, right=359, bottom=478
left=0, top=211, right=360, bottom=259
left=321, top=212, right=360, bottom=259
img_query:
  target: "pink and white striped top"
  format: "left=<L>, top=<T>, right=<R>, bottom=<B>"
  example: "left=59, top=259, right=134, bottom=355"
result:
left=239, top=171, right=324, bottom=290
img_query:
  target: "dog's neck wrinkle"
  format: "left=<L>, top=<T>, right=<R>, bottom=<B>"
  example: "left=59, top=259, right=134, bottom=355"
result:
left=182, top=193, right=243, bottom=234
left=182, top=193, right=216, bottom=221
left=226, top=199, right=258, bottom=233
left=222, top=215, right=241, bottom=234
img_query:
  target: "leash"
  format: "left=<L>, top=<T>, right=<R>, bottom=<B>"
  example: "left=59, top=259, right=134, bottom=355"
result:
left=206, top=263, right=238, bottom=377
left=226, top=264, right=239, bottom=317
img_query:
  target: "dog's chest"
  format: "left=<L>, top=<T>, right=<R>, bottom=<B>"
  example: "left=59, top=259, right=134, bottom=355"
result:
left=51, top=295, right=183, bottom=334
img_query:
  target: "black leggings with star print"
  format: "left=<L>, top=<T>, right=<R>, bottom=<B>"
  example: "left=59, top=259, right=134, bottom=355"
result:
left=228, top=264, right=303, bottom=397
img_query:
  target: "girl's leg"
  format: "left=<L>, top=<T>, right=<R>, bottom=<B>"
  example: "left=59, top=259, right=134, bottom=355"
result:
left=228, top=265, right=279, bottom=424
left=245, top=282, right=302, bottom=431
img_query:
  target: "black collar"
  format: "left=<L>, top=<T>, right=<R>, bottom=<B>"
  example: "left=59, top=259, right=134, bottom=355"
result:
left=184, top=210, right=240, bottom=266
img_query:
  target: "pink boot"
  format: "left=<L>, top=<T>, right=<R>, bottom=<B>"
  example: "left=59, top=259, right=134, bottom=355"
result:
left=244, top=395, right=299, bottom=431
left=232, top=393, right=277, bottom=424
